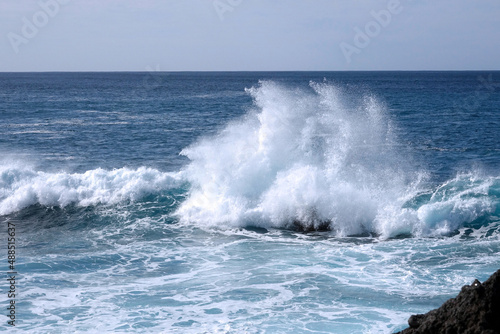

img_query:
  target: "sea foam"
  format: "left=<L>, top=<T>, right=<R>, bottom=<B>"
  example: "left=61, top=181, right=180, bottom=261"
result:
left=176, top=81, right=499, bottom=238
left=0, top=164, right=181, bottom=215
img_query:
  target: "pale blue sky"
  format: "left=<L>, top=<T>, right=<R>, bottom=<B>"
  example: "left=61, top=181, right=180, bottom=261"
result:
left=1, top=0, right=499, bottom=71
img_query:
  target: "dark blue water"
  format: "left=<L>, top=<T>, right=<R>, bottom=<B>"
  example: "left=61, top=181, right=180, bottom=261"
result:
left=0, top=72, right=499, bottom=333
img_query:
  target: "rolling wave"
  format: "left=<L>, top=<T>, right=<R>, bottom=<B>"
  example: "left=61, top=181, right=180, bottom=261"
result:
left=0, top=164, right=182, bottom=216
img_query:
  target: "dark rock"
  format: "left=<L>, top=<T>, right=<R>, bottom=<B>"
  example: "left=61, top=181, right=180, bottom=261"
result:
left=395, top=269, right=500, bottom=334
left=291, top=219, right=331, bottom=232
left=408, top=314, right=425, bottom=329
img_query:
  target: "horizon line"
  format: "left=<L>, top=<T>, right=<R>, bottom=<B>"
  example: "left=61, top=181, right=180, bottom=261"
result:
left=1, top=69, right=500, bottom=73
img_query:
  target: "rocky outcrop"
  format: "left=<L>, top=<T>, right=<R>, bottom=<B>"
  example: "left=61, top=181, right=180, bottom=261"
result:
left=396, top=269, right=500, bottom=334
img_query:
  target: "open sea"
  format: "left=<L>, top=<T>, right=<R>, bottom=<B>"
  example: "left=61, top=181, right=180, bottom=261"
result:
left=0, top=71, right=499, bottom=333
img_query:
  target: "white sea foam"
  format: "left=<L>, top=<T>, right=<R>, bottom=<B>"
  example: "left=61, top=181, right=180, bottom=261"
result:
left=176, top=81, right=499, bottom=238
left=0, top=164, right=181, bottom=215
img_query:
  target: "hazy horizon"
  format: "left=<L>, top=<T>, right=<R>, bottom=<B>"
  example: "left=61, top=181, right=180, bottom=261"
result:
left=2, top=70, right=500, bottom=73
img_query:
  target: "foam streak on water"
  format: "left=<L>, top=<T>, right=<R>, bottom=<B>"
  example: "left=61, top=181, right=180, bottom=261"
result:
left=9, top=224, right=500, bottom=333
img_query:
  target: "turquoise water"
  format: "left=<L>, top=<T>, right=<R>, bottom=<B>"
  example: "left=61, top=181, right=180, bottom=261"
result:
left=0, top=72, right=499, bottom=333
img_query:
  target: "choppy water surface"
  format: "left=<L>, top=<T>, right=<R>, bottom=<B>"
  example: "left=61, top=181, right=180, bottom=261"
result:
left=0, top=72, right=499, bottom=333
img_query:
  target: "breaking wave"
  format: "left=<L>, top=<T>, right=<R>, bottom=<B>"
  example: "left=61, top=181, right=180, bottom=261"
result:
left=0, top=164, right=181, bottom=215
left=175, top=81, right=499, bottom=238
left=1, top=81, right=498, bottom=239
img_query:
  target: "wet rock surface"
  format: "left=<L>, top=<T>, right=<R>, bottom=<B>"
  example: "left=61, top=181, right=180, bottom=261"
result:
left=396, top=269, right=500, bottom=334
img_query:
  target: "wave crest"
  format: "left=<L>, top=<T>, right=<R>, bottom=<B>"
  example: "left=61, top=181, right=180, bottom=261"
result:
left=0, top=165, right=181, bottom=215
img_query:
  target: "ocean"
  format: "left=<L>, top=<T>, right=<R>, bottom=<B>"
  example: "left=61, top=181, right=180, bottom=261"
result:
left=0, top=71, right=499, bottom=333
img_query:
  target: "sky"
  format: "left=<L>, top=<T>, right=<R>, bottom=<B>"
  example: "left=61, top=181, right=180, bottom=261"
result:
left=1, top=0, right=499, bottom=71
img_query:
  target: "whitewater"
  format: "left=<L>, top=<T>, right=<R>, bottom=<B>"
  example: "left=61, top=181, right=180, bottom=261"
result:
left=0, top=72, right=499, bottom=333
